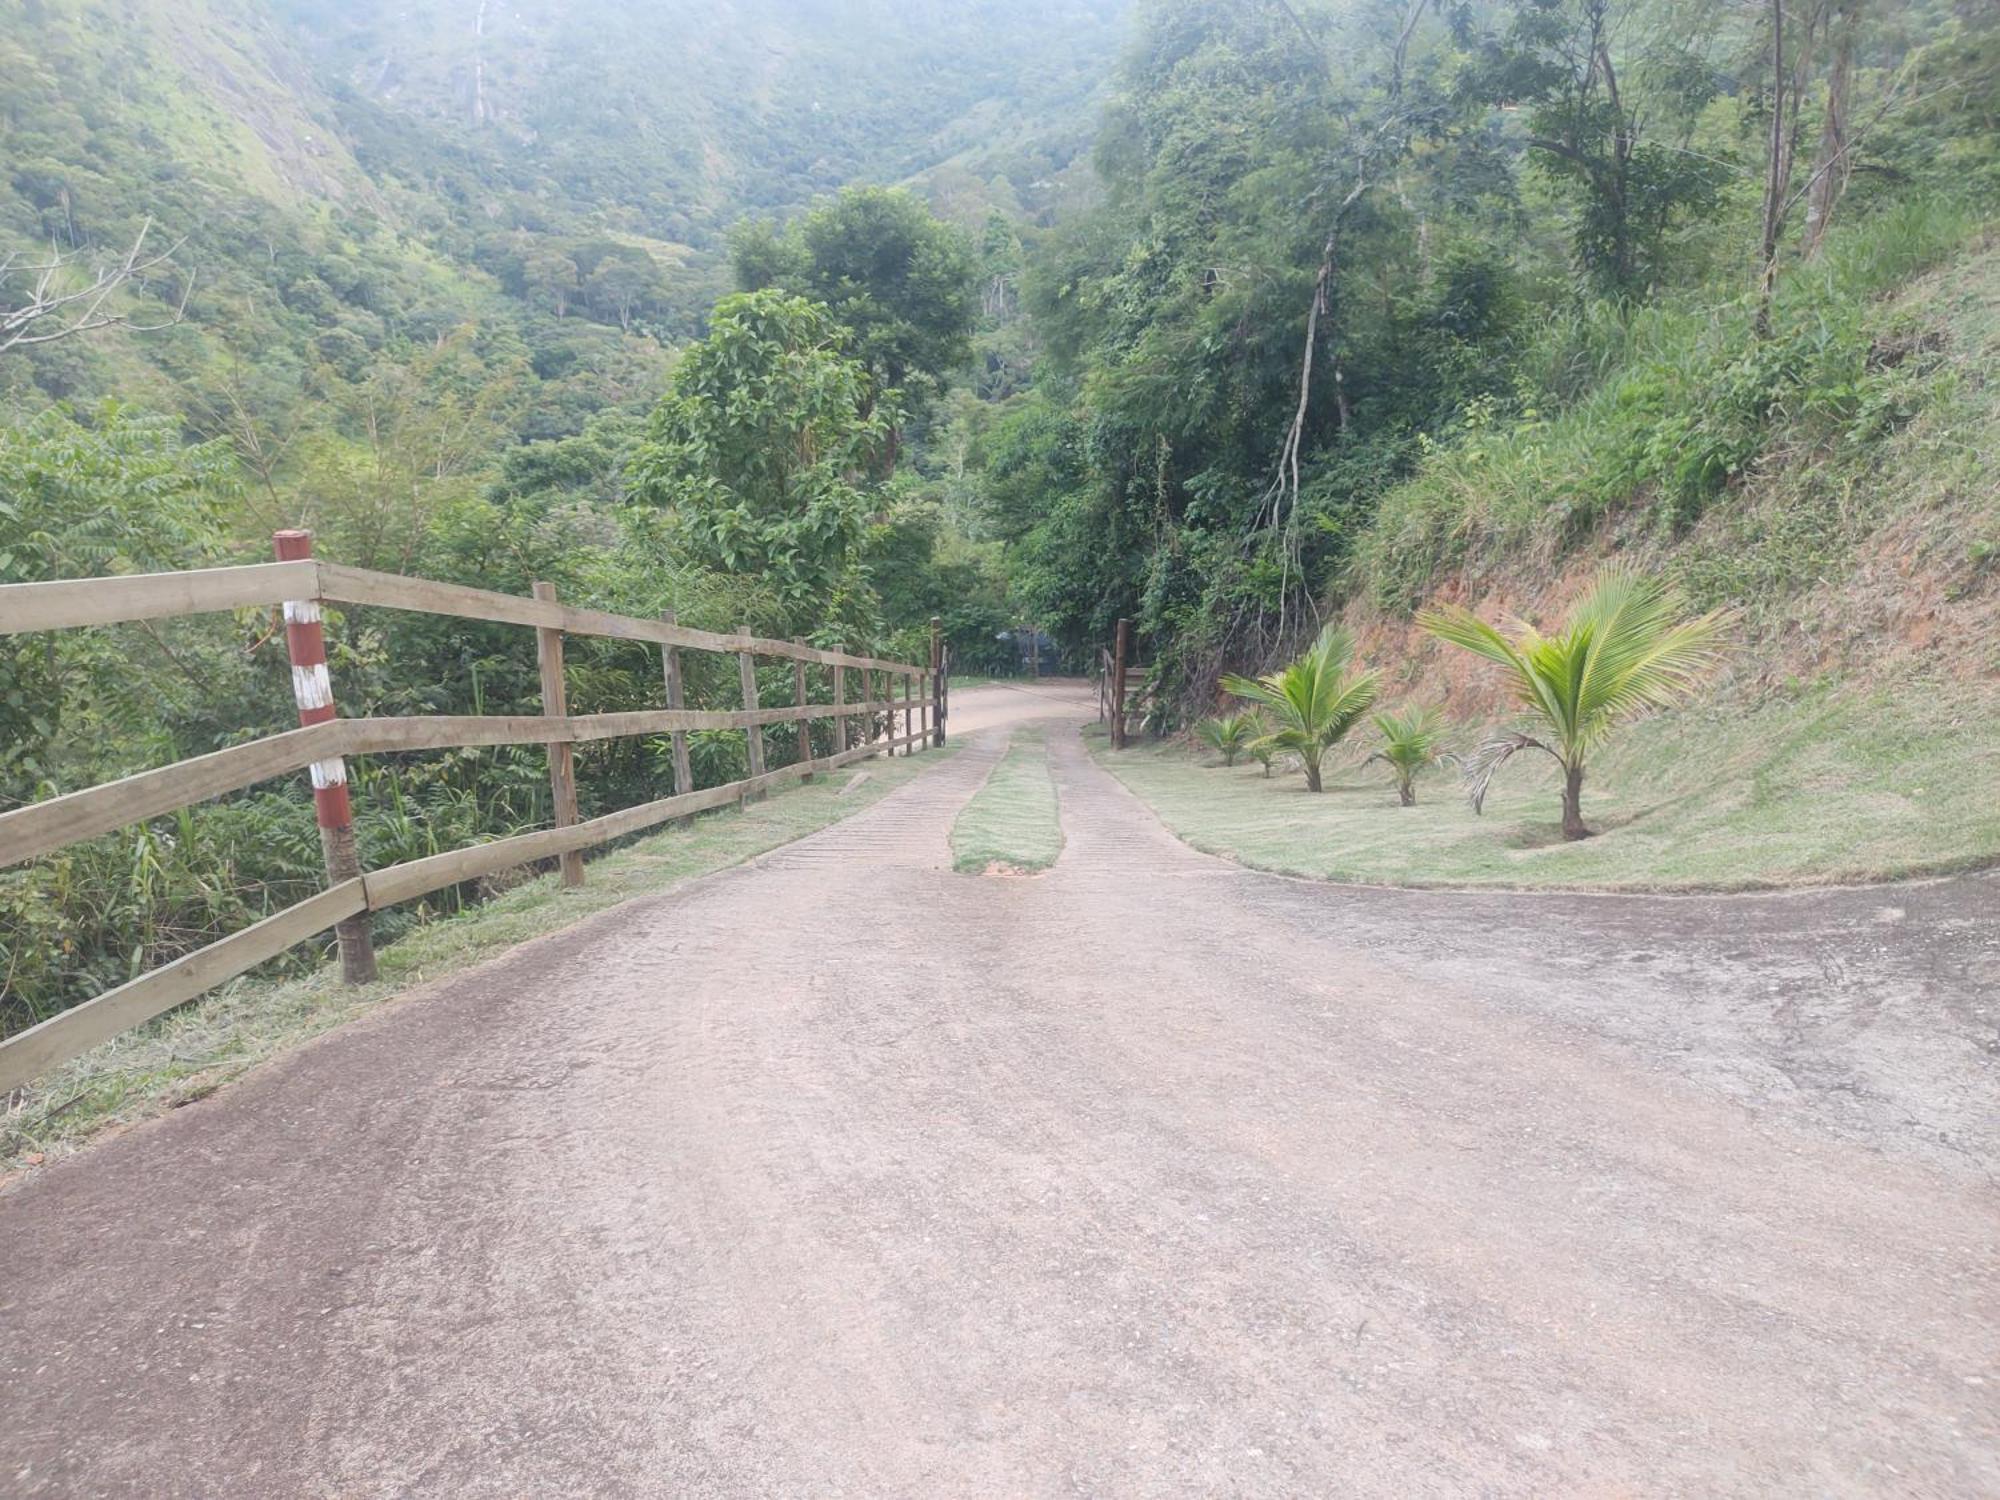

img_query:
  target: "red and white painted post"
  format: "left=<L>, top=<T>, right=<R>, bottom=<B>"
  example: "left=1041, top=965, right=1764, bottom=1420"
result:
left=273, top=529, right=377, bottom=983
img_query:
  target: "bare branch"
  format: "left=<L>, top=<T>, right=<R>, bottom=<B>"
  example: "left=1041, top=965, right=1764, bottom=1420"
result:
left=0, top=218, right=195, bottom=355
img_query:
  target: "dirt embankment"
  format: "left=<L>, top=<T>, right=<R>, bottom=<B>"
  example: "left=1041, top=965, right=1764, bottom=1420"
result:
left=1344, top=244, right=2000, bottom=718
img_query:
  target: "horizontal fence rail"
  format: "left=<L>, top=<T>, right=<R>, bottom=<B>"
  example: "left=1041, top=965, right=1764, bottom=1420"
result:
left=0, top=548, right=948, bottom=1092
left=0, top=701, right=912, bottom=870
left=0, top=559, right=915, bottom=672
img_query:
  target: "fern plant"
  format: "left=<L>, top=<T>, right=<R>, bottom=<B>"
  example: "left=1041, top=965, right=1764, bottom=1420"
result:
left=1418, top=567, right=1733, bottom=838
left=1196, top=712, right=1257, bottom=766
left=1363, top=705, right=1449, bottom=806
left=1222, top=625, right=1380, bottom=792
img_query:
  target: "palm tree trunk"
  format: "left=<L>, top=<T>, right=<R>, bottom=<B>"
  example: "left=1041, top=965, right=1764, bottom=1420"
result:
left=1302, top=754, right=1323, bottom=792
left=1561, top=763, right=1589, bottom=840
left=1398, top=780, right=1415, bottom=807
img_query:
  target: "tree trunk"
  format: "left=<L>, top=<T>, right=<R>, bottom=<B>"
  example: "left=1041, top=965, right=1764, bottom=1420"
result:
left=1802, top=0, right=1858, bottom=258
left=1755, top=0, right=1789, bottom=337
left=1561, top=764, right=1590, bottom=840
left=1302, top=755, right=1323, bottom=793
left=1398, top=780, right=1415, bottom=807
left=1757, top=0, right=1828, bottom=332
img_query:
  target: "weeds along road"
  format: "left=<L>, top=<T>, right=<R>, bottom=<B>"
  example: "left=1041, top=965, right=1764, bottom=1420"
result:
left=3, top=682, right=1995, bottom=1497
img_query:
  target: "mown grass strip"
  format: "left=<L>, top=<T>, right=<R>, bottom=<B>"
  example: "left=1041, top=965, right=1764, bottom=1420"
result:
left=950, top=728, right=1063, bottom=875
left=1, top=744, right=957, bottom=1173
left=1089, top=677, right=2000, bottom=893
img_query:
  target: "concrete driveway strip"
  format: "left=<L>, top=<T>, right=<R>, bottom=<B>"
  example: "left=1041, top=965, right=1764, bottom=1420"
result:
left=2, top=688, right=1994, bottom=1497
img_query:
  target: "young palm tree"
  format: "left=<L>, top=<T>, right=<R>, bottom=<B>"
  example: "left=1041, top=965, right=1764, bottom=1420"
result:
left=1417, top=568, right=1733, bottom=839
left=1196, top=711, right=1256, bottom=767
left=1363, top=704, right=1448, bottom=806
left=1245, top=713, right=1279, bottom=777
left=1221, top=624, right=1380, bottom=792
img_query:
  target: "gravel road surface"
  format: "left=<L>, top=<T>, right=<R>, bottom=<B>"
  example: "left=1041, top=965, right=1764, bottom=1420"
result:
left=4, top=683, right=1994, bottom=1497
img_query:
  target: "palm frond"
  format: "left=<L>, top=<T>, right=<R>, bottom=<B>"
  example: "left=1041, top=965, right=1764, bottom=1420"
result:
left=1369, top=704, right=1447, bottom=769
left=1459, top=731, right=1560, bottom=815
left=1197, top=711, right=1258, bottom=764
left=1222, top=632, right=1379, bottom=789
left=1423, top=566, right=1735, bottom=765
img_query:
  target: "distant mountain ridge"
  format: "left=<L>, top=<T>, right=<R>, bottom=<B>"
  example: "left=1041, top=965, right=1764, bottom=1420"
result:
left=277, top=0, right=1130, bottom=245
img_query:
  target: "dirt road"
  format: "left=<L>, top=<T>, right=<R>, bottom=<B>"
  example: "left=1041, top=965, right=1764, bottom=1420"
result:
left=4, top=682, right=1995, bottom=1497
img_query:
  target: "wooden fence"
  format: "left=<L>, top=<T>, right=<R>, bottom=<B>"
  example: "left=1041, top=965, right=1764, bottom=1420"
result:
left=0, top=535, right=947, bottom=1091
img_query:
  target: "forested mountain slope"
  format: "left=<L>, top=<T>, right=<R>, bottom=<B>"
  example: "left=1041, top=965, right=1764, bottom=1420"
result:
left=0, top=0, right=1123, bottom=1033
left=980, top=0, right=1998, bottom=688
left=0, top=0, right=1124, bottom=413
left=282, top=0, right=1127, bottom=243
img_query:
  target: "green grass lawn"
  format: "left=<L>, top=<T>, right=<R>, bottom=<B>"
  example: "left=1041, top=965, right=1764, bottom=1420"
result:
left=950, top=728, right=1063, bottom=874
left=2, top=743, right=958, bottom=1173
left=1091, top=680, right=2000, bottom=891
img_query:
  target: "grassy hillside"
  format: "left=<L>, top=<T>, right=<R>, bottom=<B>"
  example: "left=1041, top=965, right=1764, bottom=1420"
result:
left=1354, top=210, right=1999, bottom=698
left=1097, top=218, right=2000, bottom=891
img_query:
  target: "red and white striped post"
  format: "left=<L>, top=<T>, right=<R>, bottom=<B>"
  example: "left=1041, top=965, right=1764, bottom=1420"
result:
left=274, top=529, right=376, bottom=984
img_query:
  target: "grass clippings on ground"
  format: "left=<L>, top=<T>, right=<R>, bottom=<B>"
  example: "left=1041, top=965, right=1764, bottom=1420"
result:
left=1090, top=679, right=2000, bottom=892
left=950, top=728, right=1063, bottom=876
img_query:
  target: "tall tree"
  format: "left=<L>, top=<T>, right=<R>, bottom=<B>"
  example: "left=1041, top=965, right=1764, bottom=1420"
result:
left=731, top=187, right=975, bottom=458
left=626, top=291, right=890, bottom=618
left=1496, top=0, right=1732, bottom=298
left=1801, top=0, right=1861, bottom=258
left=1755, top=0, right=1829, bottom=333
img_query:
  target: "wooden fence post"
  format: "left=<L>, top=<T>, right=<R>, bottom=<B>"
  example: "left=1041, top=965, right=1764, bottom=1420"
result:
left=272, top=530, right=376, bottom=983
left=661, top=608, right=694, bottom=829
left=533, top=581, right=584, bottom=886
left=929, top=618, right=944, bottom=747
left=792, top=645, right=813, bottom=780
left=833, top=655, right=847, bottom=752
left=737, top=625, right=765, bottom=802
left=902, top=671, right=913, bottom=755
left=1111, top=617, right=1131, bottom=750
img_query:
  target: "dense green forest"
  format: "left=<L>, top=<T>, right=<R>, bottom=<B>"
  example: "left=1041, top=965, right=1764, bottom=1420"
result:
left=992, top=0, right=1997, bottom=695
left=3, top=0, right=1997, bottom=1035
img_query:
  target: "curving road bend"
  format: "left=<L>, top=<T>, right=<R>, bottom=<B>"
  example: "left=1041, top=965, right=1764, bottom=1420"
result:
left=3, top=682, right=1995, bottom=1497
